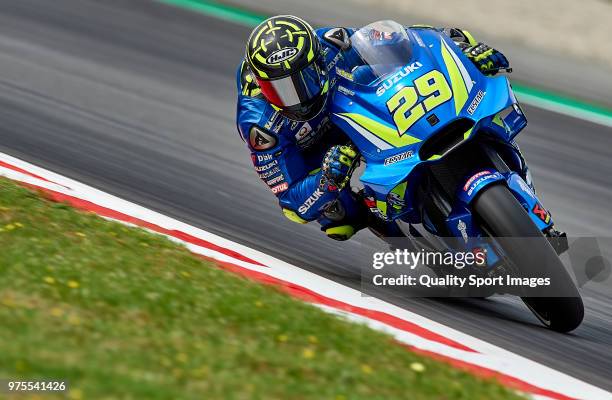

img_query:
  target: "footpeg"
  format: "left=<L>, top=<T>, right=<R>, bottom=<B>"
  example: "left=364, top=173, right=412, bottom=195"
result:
left=546, top=228, right=569, bottom=255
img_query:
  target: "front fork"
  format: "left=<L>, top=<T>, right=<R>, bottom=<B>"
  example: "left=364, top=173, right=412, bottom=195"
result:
left=448, top=138, right=568, bottom=256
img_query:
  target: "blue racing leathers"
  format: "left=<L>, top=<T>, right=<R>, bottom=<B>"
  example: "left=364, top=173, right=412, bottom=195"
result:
left=236, top=26, right=510, bottom=239
left=236, top=27, right=365, bottom=237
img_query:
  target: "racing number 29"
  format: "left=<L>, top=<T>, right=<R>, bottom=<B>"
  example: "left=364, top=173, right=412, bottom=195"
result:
left=386, top=70, right=452, bottom=135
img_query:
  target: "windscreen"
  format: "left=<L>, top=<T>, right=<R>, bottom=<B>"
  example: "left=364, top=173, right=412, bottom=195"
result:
left=343, top=20, right=413, bottom=85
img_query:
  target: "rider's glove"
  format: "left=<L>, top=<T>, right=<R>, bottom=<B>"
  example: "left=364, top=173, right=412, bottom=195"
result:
left=320, top=145, right=359, bottom=192
left=463, top=43, right=510, bottom=75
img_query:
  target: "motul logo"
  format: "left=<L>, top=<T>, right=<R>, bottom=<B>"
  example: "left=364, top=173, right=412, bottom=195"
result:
left=266, top=48, right=298, bottom=64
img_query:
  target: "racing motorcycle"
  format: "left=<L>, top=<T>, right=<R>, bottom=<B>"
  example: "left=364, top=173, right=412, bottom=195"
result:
left=331, top=20, right=584, bottom=332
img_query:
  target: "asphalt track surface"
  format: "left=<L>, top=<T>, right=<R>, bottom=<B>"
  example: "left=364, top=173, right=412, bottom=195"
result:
left=1, top=0, right=611, bottom=392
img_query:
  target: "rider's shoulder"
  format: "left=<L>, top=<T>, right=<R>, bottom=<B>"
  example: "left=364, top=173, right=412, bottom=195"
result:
left=236, top=102, right=285, bottom=146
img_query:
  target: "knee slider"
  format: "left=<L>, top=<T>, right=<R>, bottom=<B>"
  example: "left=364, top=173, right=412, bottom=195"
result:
left=325, top=225, right=356, bottom=241
left=282, top=208, right=308, bottom=224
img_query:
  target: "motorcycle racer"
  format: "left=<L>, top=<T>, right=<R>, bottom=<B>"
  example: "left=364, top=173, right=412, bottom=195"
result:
left=236, top=15, right=512, bottom=241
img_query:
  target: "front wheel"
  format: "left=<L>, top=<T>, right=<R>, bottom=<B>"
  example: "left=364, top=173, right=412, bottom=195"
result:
left=472, top=184, right=584, bottom=332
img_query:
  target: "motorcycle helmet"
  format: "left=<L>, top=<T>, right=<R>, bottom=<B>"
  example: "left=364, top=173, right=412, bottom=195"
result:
left=245, top=15, right=328, bottom=121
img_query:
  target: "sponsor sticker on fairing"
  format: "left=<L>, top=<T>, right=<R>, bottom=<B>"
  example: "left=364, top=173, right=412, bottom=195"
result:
left=335, top=67, right=354, bottom=81
left=337, top=86, right=355, bottom=96
left=467, top=174, right=498, bottom=196
left=376, top=62, right=423, bottom=96
left=532, top=203, right=551, bottom=224
left=387, top=192, right=405, bottom=208
left=467, top=90, right=486, bottom=115
left=516, top=177, right=534, bottom=199
left=364, top=197, right=376, bottom=208
left=384, top=150, right=413, bottom=166
left=463, top=170, right=492, bottom=192
left=364, top=196, right=389, bottom=221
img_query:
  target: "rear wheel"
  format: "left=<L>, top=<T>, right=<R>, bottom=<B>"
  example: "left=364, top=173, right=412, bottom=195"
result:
left=472, top=184, right=584, bottom=332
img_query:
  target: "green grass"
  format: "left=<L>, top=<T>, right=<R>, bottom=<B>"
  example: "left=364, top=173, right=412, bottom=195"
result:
left=0, top=178, right=523, bottom=400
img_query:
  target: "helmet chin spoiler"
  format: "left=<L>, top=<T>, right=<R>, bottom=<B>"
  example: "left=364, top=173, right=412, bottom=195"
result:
left=278, top=88, right=328, bottom=121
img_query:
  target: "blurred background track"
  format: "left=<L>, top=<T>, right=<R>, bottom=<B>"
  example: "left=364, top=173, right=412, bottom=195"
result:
left=0, top=0, right=611, bottom=391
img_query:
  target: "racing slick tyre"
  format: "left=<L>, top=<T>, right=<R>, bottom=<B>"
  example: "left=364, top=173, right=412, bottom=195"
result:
left=472, top=184, right=584, bottom=333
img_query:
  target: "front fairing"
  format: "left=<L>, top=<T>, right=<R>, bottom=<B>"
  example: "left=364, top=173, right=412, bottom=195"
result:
left=331, top=25, right=527, bottom=219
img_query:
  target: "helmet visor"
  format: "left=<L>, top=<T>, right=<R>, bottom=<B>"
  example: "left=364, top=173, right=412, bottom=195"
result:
left=256, top=60, right=324, bottom=108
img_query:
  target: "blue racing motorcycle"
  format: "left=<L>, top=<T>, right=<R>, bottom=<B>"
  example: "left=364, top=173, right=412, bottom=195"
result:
left=331, top=20, right=583, bottom=332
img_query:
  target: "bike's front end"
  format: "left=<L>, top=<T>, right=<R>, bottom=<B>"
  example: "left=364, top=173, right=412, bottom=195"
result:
left=330, top=20, right=583, bottom=332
